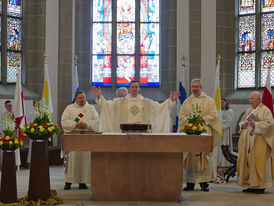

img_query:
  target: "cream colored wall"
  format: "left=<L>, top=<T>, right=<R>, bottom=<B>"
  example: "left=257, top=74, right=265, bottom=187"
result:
left=46, top=0, right=59, bottom=146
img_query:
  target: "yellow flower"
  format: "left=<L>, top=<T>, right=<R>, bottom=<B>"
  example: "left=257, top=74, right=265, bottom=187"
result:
left=14, top=139, right=19, bottom=144
left=31, top=128, right=35, bottom=133
left=5, top=136, right=10, bottom=140
left=188, top=123, right=193, bottom=127
left=192, top=126, right=197, bottom=130
left=9, top=141, right=13, bottom=145
left=199, top=126, right=204, bottom=131
left=0, top=141, right=3, bottom=145
left=20, top=141, right=24, bottom=146
left=48, top=127, right=53, bottom=132
left=34, top=123, right=37, bottom=126
left=39, top=127, right=45, bottom=132
left=22, top=128, right=26, bottom=133
left=27, top=125, right=30, bottom=129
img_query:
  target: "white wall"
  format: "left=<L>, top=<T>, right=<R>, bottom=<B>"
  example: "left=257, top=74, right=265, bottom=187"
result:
left=46, top=0, right=59, bottom=146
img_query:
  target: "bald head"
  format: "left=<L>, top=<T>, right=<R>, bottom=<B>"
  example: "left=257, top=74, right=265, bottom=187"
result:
left=249, top=91, right=261, bottom=109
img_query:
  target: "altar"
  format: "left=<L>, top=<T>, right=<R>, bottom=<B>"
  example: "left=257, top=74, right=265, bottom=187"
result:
left=62, top=133, right=212, bottom=202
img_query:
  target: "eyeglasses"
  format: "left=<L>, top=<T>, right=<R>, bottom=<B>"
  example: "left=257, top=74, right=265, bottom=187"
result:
left=77, top=97, right=86, bottom=100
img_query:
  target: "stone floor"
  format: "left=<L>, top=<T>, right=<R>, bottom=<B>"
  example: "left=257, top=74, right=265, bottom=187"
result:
left=14, top=166, right=274, bottom=206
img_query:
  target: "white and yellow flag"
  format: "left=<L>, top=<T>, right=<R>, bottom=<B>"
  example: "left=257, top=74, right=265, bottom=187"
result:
left=41, top=53, right=53, bottom=115
left=214, top=55, right=221, bottom=118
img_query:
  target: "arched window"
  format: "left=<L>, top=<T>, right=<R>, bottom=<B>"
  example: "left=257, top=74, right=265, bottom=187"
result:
left=91, top=0, right=160, bottom=87
left=236, top=0, right=274, bottom=88
left=0, top=0, right=23, bottom=84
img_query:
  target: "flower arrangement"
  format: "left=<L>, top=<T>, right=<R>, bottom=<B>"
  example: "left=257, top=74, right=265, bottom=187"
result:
left=22, top=113, right=61, bottom=140
left=180, top=103, right=207, bottom=135
left=0, top=129, right=23, bottom=151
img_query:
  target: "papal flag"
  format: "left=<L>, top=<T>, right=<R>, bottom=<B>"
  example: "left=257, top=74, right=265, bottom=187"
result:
left=41, top=53, right=53, bottom=115
left=214, top=55, right=221, bottom=118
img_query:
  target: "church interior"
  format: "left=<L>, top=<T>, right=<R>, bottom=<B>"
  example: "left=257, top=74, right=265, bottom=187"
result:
left=0, top=0, right=274, bottom=205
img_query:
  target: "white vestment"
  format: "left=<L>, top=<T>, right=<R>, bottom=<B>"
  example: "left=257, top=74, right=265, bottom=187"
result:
left=61, top=102, right=99, bottom=184
left=97, top=94, right=175, bottom=132
left=217, top=108, right=234, bottom=167
left=237, top=103, right=274, bottom=188
left=1, top=111, right=20, bottom=167
left=178, top=92, right=221, bottom=183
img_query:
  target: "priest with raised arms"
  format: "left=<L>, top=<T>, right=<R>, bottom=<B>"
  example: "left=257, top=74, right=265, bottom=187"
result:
left=91, top=80, right=180, bottom=133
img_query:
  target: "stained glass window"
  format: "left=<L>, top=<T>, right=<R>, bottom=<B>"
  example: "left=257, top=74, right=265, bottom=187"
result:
left=93, top=23, right=112, bottom=54
left=260, top=52, right=274, bottom=86
left=140, top=0, right=159, bottom=22
left=117, top=56, right=135, bottom=86
left=7, top=51, right=21, bottom=83
left=92, top=0, right=112, bottom=22
left=117, top=23, right=135, bottom=55
left=261, top=13, right=274, bottom=50
left=239, top=0, right=255, bottom=15
left=238, top=16, right=255, bottom=52
left=92, top=0, right=112, bottom=86
left=261, top=0, right=274, bottom=12
left=117, top=0, right=135, bottom=22
left=236, top=0, right=274, bottom=88
left=7, top=0, right=22, bottom=18
left=238, top=53, right=256, bottom=88
left=92, top=0, right=160, bottom=87
left=7, top=18, right=22, bottom=51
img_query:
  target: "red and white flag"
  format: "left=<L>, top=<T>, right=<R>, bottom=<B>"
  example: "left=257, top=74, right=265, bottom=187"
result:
left=14, top=68, right=26, bottom=140
left=262, top=68, right=274, bottom=117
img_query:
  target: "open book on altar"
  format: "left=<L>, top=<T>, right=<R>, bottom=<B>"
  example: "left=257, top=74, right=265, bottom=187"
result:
left=120, top=123, right=152, bottom=133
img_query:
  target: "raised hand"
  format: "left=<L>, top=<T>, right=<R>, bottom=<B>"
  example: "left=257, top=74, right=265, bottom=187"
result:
left=170, top=90, right=181, bottom=101
left=91, top=86, right=101, bottom=98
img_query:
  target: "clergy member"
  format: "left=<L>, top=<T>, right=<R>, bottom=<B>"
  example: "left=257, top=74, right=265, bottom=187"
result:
left=178, top=78, right=221, bottom=191
left=61, top=91, right=99, bottom=190
left=91, top=80, right=180, bottom=132
left=237, top=91, right=274, bottom=194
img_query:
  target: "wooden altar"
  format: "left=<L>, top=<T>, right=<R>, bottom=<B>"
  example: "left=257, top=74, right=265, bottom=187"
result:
left=62, top=133, right=212, bottom=202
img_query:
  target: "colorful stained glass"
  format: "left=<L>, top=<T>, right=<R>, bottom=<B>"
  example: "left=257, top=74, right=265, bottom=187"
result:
left=116, top=56, right=135, bottom=86
left=117, top=23, right=135, bottom=55
left=7, top=51, right=21, bottom=83
left=117, top=0, right=135, bottom=22
left=92, top=55, right=112, bottom=86
left=7, top=0, right=22, bottom=18
left=262, top=0, right=274, bottom=12
left=140, top=0, right=159, bottom=22
left=140, top=55, right=159, bottom=86
left=93, top=23, right=112, bottom=54
left=140, top=23, right=159, bottom=55
left=7, top=18, right=22, bottom=51
left=93, top=0, right=112, bottom=22
left=238, top=16, right=255, bottom=52
left=260, top=52, right=274, bottom=86
left=238, top=53, right=256, bottom=88
left=239, top=0, right=255, bottom=14
left=261, top=13, right=274, bottom=50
